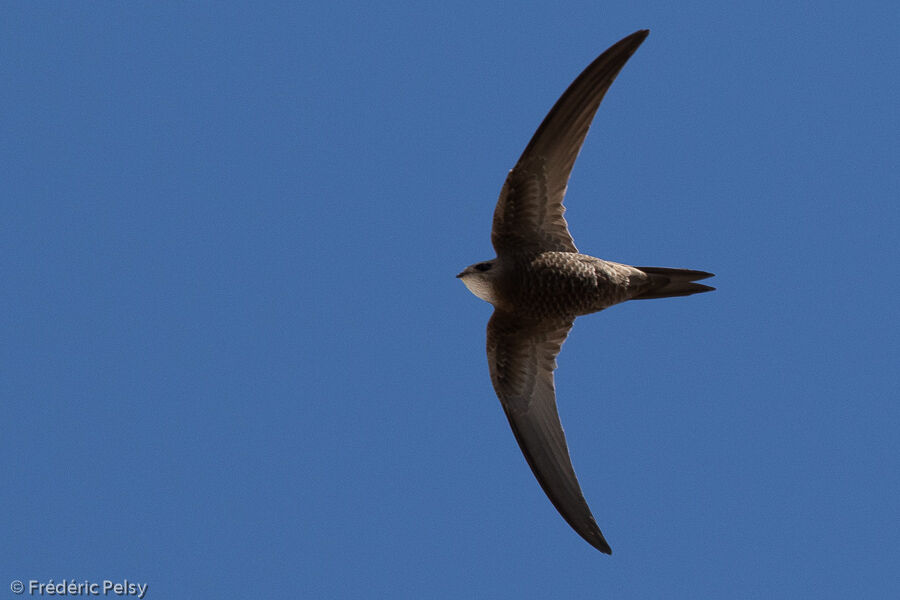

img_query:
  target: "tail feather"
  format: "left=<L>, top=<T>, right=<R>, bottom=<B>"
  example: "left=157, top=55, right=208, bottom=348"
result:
left=632, top=266, right=715, bottom=300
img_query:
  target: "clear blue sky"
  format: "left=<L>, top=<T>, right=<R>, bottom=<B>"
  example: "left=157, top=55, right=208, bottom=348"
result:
left=3, top=2, right=898, bottom=598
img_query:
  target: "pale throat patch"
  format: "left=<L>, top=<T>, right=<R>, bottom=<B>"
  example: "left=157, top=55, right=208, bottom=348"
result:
left=461, top=275, right=498, bottom=304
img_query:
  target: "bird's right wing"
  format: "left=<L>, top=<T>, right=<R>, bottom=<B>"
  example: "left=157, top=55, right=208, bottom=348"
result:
left=486, top=310, right=611, bottom=553
left=491, top=29, right=649, bottom=257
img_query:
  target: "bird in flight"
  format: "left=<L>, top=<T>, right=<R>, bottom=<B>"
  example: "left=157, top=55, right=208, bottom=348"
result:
left=457, top=29, right=714, bottom=554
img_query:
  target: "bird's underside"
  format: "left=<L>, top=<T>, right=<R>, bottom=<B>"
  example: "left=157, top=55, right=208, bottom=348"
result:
left=457, top=29, right=715, bottom=554
left=497, top=252, right=670, bottom=319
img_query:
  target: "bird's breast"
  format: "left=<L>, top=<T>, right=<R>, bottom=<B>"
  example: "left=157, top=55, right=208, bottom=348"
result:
left=502, top=252, right=635, bottom=319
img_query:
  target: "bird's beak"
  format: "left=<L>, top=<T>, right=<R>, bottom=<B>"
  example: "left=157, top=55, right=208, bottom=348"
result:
left=455, top=270, right=465, bottom=278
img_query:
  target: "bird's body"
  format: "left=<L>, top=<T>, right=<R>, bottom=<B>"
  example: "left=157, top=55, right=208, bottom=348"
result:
left=465, top=252, right=642, bottom=318
left=457, top=29, right=714, bottom=554
left=463, top=251, right=714, bottom=320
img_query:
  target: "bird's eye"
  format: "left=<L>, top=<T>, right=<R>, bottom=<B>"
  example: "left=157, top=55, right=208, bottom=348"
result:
left=475, top=262, right=492, bottom=272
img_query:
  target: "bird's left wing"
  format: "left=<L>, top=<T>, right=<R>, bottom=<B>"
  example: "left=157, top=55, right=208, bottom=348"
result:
left=486, top=310, right=611, bottom=553
left=491, top=29, right=649, bottom=257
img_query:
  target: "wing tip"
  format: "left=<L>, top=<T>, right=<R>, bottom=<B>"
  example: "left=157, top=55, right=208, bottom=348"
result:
left=584, top=527, right=613, bottom=554
left=625, top=29, right=650, bottom=45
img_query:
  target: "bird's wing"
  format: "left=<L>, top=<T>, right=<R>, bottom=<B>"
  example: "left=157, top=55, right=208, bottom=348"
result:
left=486, top=310, right=611, bottom=553
left=491, top=29, right=649, bottom=257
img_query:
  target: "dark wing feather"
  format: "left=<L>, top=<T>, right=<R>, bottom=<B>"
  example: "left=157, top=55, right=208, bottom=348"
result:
left=491, top=29, right=649, bottom=256
left=486, top=310, right=611, bottom=553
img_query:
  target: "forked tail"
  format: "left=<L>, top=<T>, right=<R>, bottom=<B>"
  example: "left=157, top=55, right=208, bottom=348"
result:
left=632, top=266, right=715, bottom=300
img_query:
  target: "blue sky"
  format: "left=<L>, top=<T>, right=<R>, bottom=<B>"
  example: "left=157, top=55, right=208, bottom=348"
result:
left=2, top=2, right=898, bottom=598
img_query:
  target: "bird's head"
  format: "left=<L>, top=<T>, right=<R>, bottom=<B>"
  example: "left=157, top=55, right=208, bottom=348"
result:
left=456, top=259, right=499, bottom=304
